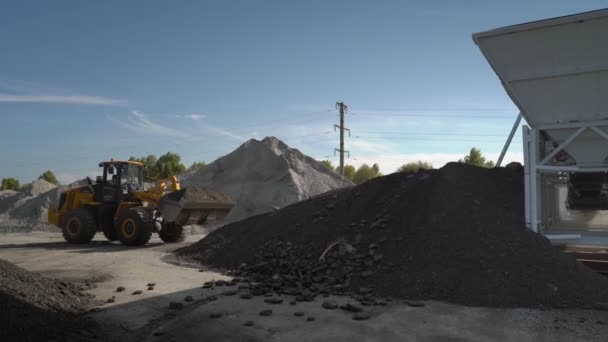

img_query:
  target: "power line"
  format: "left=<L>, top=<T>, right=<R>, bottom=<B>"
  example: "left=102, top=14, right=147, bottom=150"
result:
left=355, top=130, right=520, bottom=137
left=350, top=112, right=514, bottom=119
left=1, top=131, right=337, bottom=176
left=2, top=114, right=335, bottom=168
left=350, top=136, right=520, bottom=143
left=349, top=106, right=516, bottom=112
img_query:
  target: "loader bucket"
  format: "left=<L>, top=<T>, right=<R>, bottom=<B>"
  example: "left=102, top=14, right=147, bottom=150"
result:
left=158, top=187, right=234, bottom=225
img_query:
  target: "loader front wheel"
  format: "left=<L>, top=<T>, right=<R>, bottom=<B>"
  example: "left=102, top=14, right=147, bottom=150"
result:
left=158, top=222, right=185, bottom=243
left=115, top=208, right=153, bottom=246
left=62, top=209, right=97, bottom=244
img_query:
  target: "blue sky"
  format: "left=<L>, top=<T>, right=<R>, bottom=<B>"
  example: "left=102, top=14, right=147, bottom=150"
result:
left=1, top=0, right=605, bottom=184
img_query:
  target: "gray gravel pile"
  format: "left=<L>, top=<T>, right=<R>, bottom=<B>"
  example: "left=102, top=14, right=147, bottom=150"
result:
left=0, top=179, right=87, bottom=232
left=181, top=136, right=353, bottom=222
left=0, top=179, right=57, bottom=231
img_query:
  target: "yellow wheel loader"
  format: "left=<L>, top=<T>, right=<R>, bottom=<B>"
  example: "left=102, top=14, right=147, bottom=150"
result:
left=48, top=160, right=234, bottom=246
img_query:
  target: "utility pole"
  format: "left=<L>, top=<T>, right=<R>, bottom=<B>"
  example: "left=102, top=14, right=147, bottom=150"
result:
left=334, top=102, right=350, bottom=176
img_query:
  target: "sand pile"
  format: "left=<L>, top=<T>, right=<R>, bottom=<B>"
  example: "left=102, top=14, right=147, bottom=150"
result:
left=0, top=259, right=93, bottom=341
left=181, top=136, right=353, bottom=222
left=176, top=163, right=608, bottom=308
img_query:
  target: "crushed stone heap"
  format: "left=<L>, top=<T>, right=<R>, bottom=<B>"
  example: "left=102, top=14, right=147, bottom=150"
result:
left=0, top=179, right=58, bottom=231
left=0, top=259, right=92, bottom=341
left=0, top=179, right=89, bottom=231
left=181, top=136, right=353, bottom=222
left=175, top=162, right=608, bottom=308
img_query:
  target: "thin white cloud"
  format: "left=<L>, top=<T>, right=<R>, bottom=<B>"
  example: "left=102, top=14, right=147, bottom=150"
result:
left=110, top=110, right=185, bottom=138
left=0, top=77, right=125, bottom=106
left=0, top=94, right=125, bottom=105
left=201, top=124, right=246, bottom=141
left=290, top=104, right=335, bottom=113
left=348, top=138, right=395, bottom=154
left=176, top=113, right=207, bottom=120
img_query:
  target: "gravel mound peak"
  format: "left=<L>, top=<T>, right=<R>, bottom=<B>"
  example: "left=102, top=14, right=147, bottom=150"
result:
left=182, top=136, right=352, bottom=222
left=176, top=162, right=608, bottom=308
left=23, top=179, right=57, bottom=197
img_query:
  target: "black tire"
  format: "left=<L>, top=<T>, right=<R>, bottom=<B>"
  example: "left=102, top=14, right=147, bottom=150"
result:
left=114, top=207, right=153, bottom=246
left=62, top=208, right=97, bottom=244
left=158, top=222, right=185, bottom=243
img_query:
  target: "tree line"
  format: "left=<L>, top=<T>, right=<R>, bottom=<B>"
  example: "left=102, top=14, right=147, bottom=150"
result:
left=128, top=152, right=205, bottom=182
left=320, top=147, right=496, bottom=184
left=1, top=153, right=206, bottom=191
left=1, top=170, right=59, bottom=191
left=320, top=161, right=384, bottom=185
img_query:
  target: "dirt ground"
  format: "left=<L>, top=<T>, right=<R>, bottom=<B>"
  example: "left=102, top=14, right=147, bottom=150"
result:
left=1, top=231, right=607, bottom=342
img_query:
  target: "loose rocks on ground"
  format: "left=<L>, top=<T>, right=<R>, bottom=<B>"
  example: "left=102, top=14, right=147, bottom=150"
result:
left=259, top=309, right=273, bottom=316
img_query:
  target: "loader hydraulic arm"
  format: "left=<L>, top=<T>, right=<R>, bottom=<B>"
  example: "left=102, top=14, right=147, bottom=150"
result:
left=132, top=176, right=181, bottom=207
left=149, top=176, right=181, bottom=195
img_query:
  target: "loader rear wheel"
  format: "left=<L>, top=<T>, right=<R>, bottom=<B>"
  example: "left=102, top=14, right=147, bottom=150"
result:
left=158, top=222, right=185, bottom=243
left=62, top=209, right=97, bottom=244
left=115, top=208, right=153, bottom=246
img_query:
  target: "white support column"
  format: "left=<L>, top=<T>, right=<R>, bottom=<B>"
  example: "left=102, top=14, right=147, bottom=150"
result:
left=523, top=125, right=531, bottom=229
left=529, top=127, right=540, bottom=233
left=497, top=112, right=523, bottom=167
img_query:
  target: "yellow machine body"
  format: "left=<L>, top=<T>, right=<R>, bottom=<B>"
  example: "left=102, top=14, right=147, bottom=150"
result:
left=48, top=160, right=234, bottom=246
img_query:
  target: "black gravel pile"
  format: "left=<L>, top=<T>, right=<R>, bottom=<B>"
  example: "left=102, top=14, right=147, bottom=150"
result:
left=0, top=259, right=94, bottom=342
left=176, top=163, right=608, bottom=308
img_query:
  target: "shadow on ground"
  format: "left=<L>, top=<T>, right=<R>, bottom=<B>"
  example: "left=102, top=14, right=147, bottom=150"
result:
left=0, top=241, right=165, bottom=253
left=81, top=284, right=608, bottom=342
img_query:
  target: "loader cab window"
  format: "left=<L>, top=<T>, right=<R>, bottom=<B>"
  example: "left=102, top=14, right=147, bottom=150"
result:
left=119, top=164, right=144, bottom=193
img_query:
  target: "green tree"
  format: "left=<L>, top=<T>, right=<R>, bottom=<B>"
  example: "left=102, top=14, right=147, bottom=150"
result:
left=353, top=163, right=383, bottom=184
left=372, top=163, right=380, bottom=174
left=39, top=170, right=59, bottom=185
left=129, top=155, right=158, bottom=182
left=398, top=161, right=433, bottom=173
left=336, top=164, right=356, bottom=182
left=1, top=178, right=20, bottom=191
left=154, top=152, right=186, bottom=179
left=344, top=165, right=356, bottom=181
left=459, top=147, right=495, bottom=168
left=129, top=153, right=187, bottom=182
left=320, top=160, right=335, bottom=171
left=188, top=161, right=206, bottom=173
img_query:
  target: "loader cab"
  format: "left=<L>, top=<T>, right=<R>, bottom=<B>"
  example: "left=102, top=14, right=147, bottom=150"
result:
left=94, top=161, right=144, bottom=203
